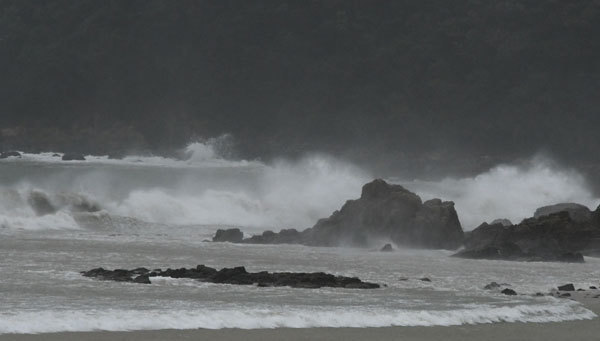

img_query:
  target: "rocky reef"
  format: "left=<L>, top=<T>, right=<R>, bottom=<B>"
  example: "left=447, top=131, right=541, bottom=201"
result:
left=81, top=265, right=381, bottom=289
left=214, top=179, right=464, bottom=250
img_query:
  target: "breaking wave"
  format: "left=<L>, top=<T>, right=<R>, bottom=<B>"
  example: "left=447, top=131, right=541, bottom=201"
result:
left=0, top=302, right=594, bottom=334
left=0, top=138, right=370, bottom=231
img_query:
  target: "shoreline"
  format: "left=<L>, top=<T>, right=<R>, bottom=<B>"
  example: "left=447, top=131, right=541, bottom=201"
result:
left=2, top=293, right=598, bottom=341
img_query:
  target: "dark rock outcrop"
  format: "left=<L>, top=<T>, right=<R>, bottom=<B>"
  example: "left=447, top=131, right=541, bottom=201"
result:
left=243, top=229, right=302, bottom=244
left=62, top=153, right=86, bottom=161
left=212, top=228, right=243, bottom=243
left=81, top=265, right=381, bottom=289
left=501, top=288, right=517, bottom=295
left=534, top=203, right=592, bottom=223
left=216, top=179, right=464, bottom=250
left=453, top=211, right=597, bottom=262
left=557, top=283, right=575, bottom=291
left=0, top=151, right=21, bottom=159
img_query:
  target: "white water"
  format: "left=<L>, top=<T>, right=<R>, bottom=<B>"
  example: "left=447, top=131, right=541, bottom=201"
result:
left=0, top=302, right=594, bottom=334
left=398, top=156, right=600, bottom=229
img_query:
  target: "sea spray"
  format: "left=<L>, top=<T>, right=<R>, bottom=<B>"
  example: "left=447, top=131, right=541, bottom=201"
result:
left=398, top=156, right=600, bottom=229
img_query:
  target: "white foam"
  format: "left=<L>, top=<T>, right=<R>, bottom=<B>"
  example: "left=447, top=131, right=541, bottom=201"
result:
left=0, top=302, right=594, bottom=334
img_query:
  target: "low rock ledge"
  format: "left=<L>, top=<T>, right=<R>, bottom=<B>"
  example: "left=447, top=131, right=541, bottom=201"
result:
left=81, top=265, right=381, bottom=289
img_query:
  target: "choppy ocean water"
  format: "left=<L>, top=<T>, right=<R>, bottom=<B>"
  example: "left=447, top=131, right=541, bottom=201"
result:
left=0, top=144, right=598, bottom=334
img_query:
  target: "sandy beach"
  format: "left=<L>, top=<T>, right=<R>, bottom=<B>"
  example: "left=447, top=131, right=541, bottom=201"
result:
left=2, top=293, right=598, bottom=341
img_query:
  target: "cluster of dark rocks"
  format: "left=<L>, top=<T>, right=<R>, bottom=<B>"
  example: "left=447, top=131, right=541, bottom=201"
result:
left=482, top=281, right=600, bottom=298
left=214, top=179, right=464, bottom=250
left=212, top=179, right=600, bottom=264
left=454, top=203, right=600, bottom=263
left=81, top=265, right=381, bottom=289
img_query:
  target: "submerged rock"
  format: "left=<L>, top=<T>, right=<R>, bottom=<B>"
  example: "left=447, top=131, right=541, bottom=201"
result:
left=82, top=265, right=381, bottom=289
left=216, top=179, right=464, bottom=250
left=62, top=153, right=86, bottom=161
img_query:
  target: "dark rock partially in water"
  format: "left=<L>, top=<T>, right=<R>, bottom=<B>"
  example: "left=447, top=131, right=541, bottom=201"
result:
left=81, top=265, right=381, bottom=289
left=243, top=229, right=302, bottom=244
left=0, top=151, right=21, bottom=159
left=212, top=228, right=243, bottom=243
left=501, top=288, right=517, bottom=295
left=558, top=283, right=575, bottom=291
left=216, top=179, right=464, bottom=250
left=62, top=153, right=86, bottom=161
left=380, top=243, right=393, bottom=252
left=453, top=210, right=597, bottom=263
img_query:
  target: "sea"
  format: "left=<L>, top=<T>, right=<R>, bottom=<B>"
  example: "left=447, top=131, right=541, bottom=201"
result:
left=1, top=140, right=599, bottom=334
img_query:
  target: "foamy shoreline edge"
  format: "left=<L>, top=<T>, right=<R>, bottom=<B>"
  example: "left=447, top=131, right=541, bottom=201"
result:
left=1, top=293, right=598, bottom=341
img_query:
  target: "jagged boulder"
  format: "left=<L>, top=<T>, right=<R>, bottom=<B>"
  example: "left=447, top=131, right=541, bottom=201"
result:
left=220, top=179, right=464, bottom=250
left=302, top=180, right=463, bottom=249
left=534, top=203, right=592, bottom=223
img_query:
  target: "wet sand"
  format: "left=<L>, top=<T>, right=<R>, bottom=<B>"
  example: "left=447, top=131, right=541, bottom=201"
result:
left=2, top=293, right=599, bottom=341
